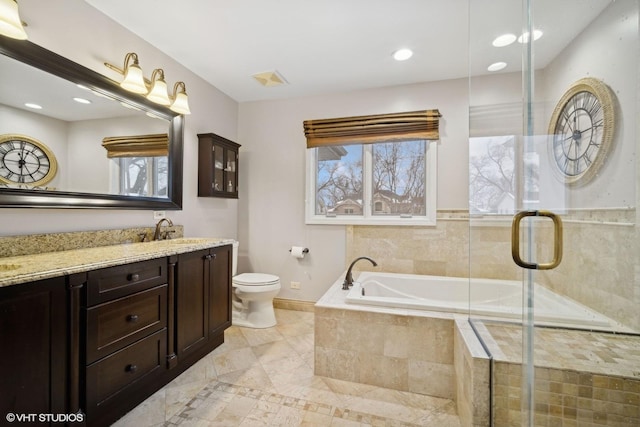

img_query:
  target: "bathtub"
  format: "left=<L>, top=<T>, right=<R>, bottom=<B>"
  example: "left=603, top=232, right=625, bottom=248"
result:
left=344, top=272, right=615, bottom=329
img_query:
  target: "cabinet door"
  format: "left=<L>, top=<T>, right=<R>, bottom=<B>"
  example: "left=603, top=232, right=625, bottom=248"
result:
left=197, top=133, right=240, bottom=198
left=208, top=245, right=232, bottom=337
left=176, top=249, right=209, bottom=358
left=0, top=277, right=68, bottom=419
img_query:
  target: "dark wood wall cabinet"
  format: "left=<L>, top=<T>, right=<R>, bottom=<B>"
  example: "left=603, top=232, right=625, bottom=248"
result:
left=197, top=133, right=241, bottom=198
left=0, top=243, right=233, bottom=427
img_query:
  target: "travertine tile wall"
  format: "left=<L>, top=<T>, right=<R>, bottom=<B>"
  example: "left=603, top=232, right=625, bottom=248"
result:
left=453, top=320, right=491, bottom=427
left=314, top=306, right=456, bottom=399
left=347, top=208, right=639, bottom=332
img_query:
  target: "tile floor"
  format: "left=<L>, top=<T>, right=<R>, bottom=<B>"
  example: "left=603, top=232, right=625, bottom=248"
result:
left=112, top=309, right=461, bottom=426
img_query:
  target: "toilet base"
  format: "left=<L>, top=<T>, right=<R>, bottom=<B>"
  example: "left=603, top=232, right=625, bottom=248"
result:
left=232, top=299, right=277, bottom=328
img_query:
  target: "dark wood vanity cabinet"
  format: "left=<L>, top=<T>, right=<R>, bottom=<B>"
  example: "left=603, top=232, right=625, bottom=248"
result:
left=197, top=133, right=241, bottom=198
left=176, top=244, right=232, bottom=363
left=0, top=244, right=232, bottom=427
left=82, top=258, right=168, bottom=425
left=0, top=276, right=71, bottom=421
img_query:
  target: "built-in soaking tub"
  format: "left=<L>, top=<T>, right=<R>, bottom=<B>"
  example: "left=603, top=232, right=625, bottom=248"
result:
left=344, top=272, right=619, bottom=330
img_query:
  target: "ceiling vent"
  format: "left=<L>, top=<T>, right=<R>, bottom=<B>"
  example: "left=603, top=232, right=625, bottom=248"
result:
left=252, top=70, right=288, bottom=87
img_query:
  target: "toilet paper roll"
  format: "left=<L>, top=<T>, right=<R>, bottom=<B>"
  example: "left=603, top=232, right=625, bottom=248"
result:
left=290, top=246, right=308, bottom=259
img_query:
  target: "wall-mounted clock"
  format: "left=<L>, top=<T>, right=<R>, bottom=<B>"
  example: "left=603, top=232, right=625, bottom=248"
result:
left=548, top=77, right=616, bottom=186
left=0, top=134, right=58, bottom=186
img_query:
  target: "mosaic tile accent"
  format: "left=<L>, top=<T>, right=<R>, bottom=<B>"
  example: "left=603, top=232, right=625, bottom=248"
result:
left=476, top=322, right=640, bottom=426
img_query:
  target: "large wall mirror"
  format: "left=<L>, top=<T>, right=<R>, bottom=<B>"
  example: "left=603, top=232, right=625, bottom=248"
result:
left=0, top=37, right=183, bottom=209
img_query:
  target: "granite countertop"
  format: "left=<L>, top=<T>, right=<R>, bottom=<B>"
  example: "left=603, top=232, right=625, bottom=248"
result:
left=0, top=237, right=235, bottom=288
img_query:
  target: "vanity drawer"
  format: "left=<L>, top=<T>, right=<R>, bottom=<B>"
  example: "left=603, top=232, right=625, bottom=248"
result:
left=85, top=329, right=166, bottom=411
left=87, top=258, right=167, bottom=305
left=86, top=285, right=167, bottom=364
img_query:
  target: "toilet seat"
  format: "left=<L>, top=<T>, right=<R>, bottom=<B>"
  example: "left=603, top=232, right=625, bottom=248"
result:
left=233, top=273, right=280, bottom=287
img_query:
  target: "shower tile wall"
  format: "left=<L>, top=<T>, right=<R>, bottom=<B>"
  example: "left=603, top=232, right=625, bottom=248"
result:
left=347, top=208, right=639, bottom=332
left=476, top=322, right=640, bottom=426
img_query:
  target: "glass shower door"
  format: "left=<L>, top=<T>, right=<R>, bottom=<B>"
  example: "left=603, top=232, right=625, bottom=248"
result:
left=469, top=0, right=639, bottom=425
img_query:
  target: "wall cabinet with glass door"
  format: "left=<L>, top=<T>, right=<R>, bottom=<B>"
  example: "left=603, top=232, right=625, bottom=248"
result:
left=197, top=133, right=240, bottom=198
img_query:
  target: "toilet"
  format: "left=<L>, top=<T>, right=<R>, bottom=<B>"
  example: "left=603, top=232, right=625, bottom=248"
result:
left=231, top=241, right=281, bottom=328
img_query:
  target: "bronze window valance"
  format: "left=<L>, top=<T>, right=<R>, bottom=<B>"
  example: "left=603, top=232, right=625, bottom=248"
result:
left=102, top=133, right=169, bottom=158
left=303, top=109, right=441, bottom=148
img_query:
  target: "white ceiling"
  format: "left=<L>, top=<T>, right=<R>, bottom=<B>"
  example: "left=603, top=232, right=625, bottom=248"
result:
left=84, top=0, right=611, bottom=103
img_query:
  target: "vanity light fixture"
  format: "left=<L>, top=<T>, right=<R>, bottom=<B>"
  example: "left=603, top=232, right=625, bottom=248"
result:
left=146, top=69, right=171, bottom=106
left=105, top=52, right=191, bottom=113
left=0, top=0, right=27, bottom=40
left=169, top=81, right=191, bottom=115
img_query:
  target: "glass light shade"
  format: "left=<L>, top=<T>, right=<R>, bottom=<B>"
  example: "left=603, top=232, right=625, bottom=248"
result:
left=120, top=63, right=148, bottom=94
left=170, top=91, right=191, bottom=115
left=0, top=0, right=28, bottom=40
left=146, top=78, right=171, bottom=105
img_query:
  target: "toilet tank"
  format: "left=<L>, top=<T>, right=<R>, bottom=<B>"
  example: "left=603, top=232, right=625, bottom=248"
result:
left=232, top=241, right=239, bottom=276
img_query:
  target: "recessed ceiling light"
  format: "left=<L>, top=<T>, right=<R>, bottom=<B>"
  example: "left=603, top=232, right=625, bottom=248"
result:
left=488, top=62, right=507, bottom=72
left=25, top=103, right=42, bottom=109
left=518, top=30, right=543, bottom=43
left=73, top=97, right=91, bottom=104
left=492, top=34, right=517, bottom=47
left=393, top=48, right=413, bottom=61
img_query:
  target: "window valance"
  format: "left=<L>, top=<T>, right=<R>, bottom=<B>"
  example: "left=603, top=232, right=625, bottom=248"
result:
left=102, top=133, right=169, bottom=158
left=303, top=109, right=441, bottom=148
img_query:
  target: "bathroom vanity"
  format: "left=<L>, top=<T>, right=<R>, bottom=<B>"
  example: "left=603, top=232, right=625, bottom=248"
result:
left=0, top=238, right=233, bottom=427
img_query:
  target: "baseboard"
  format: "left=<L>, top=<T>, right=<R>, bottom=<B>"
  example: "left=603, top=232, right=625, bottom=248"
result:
left=273, top=298, right=316, bottom=312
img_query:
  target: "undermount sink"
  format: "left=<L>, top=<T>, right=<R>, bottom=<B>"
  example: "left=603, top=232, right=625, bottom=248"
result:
left=0, top=264, right=21, bottom=272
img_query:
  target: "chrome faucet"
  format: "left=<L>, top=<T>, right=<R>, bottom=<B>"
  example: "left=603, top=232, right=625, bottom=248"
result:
left=342, top=256, right=377, bottom=290
left=153, top=218, right=174, bottom=240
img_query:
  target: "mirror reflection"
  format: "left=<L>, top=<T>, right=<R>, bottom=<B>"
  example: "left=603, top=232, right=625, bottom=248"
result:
left=0, top=37, right=182, bottom=209
left=0, top=52, right=170, bottom=197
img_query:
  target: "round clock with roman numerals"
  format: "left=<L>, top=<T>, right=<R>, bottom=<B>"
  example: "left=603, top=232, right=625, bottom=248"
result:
left=0, top=134, right=58, bottom=186
left=548, top=78, right=616, bottom=186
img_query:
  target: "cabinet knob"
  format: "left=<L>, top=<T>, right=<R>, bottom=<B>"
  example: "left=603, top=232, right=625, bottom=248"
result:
left=128, top=273, right=140, bottom=282
left=126, top=364, right=138, bottom=373
left=127, top=314, right=139, bottom=323
left=204, top=254, right=213, bottom=260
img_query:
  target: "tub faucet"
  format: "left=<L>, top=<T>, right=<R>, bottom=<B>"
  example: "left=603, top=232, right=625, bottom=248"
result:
left=343, top=256, right=377, bottom=290
left=153, top=218, right=174, bottom=240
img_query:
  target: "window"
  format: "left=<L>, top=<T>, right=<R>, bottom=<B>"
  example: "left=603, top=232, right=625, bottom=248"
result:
left=118, top=156, right=168, bottom=197
left=306, top=140, right=436, bottom=225
left=304, top=110, right=440, bottom=226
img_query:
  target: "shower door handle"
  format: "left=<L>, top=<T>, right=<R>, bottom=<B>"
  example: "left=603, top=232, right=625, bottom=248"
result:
left=511, top=210, right=563, bottom=270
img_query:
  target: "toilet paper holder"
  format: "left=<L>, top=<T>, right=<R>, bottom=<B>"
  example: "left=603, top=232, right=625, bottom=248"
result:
left=289, top=247, right=309, bottom=254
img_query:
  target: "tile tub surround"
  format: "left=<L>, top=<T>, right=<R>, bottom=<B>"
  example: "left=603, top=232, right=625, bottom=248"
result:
left=0, top=236, right=233, bottom=287
left=112, top=309, right=462, bottom=426
left=476, top=321, right=640, bottom=426
left=0, top=226, right=184, bottom=257
left=348, top=207, right=640, bottom=334
left=315, top=277, right=493, bottom=426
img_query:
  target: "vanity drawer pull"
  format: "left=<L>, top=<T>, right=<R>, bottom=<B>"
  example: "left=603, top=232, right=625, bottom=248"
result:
left=127, top=314, right=139, bottom=323
left=125, top=364, right=138, bottom=373
left=128, top=273, right=140, bottom=282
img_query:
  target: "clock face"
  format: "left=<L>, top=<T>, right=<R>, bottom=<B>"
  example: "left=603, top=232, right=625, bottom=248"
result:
left=548, top=78, right=615, bottom=186
left=0, top=135, right=58, bottom=186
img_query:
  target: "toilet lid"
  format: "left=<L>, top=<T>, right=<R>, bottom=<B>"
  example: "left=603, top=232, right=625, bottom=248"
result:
left=233, top=273, right=280, bottom=286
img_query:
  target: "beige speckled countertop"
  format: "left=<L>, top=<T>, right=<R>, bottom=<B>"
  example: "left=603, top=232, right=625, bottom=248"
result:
left=0, top=237, right=235, bottom=288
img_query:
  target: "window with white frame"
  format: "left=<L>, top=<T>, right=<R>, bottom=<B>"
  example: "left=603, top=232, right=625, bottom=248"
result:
left=118, top=156, right=168, bottom=197
left=303, top=110, right=440, bottom=225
